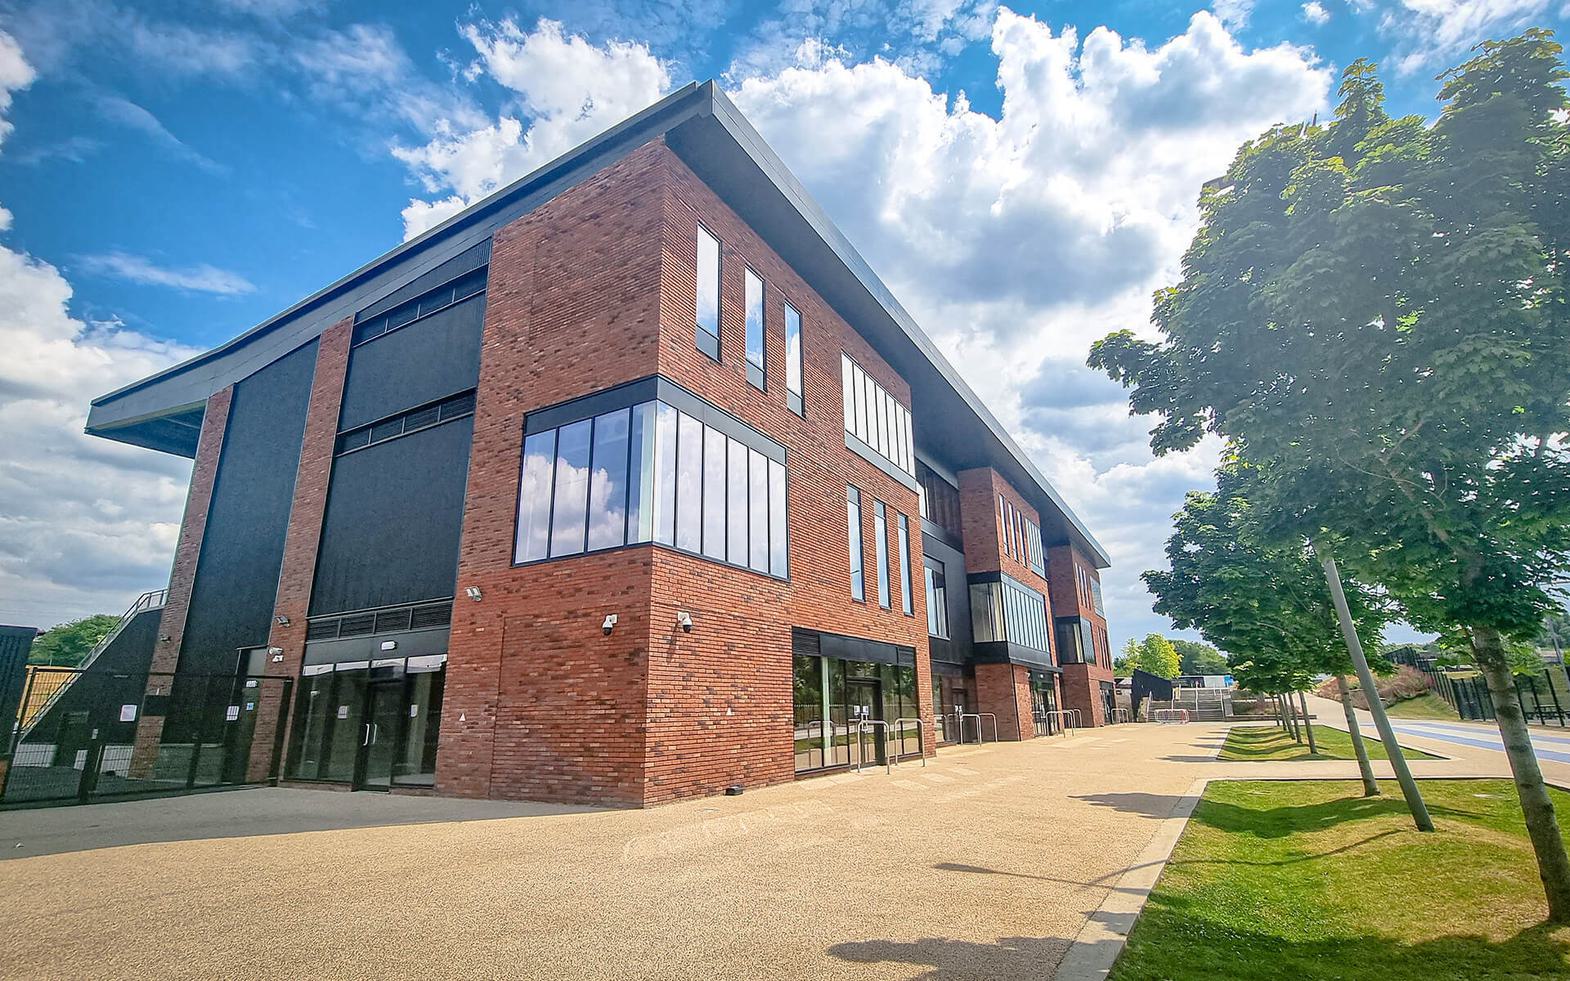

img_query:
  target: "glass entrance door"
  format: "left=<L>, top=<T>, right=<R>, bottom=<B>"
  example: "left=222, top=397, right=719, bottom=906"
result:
left=356, top=681, right=403, bottom=790
left=846, top=678, right=884, bottom=767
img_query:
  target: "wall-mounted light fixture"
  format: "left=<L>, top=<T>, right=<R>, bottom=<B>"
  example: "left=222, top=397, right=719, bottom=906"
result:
left=676, top=611, right=693, bottom=633
left=602, top=614, right=618, bottom=636
left=465, top=586, right=483, bottom=602
left=274, top=615, right=291, bottom=627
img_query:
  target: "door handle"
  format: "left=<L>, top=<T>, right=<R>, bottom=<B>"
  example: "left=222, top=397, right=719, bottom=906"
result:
left=371, top=723, right=379, bottom=745
left=362, top=723, right=371, bottom=746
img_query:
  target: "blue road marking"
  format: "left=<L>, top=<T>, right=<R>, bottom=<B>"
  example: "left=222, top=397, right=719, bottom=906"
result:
left=1368, top=721, right=1570, bottom=765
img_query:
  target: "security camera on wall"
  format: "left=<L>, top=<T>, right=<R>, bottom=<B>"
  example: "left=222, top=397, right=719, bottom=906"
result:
left=676, top=611, right=693, bottom=633
left=602, top=614, right=618, bottom=636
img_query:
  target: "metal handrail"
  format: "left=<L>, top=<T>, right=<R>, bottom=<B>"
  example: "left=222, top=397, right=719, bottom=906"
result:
left=853, top=719, right=891, bottom=774
left=16, top=588, right=169, bottom=742
left=1041, top=709, right=1076, bottom=737
left=890, top=717, right=926, bottom=768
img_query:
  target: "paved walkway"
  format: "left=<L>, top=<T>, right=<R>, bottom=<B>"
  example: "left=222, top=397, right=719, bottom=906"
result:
left=0, top=709, right=1531, bottom=981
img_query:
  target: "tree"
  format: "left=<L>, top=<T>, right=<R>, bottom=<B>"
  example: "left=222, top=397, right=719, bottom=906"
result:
left=1090, top=35, right=1570, bottom=918
left=1144, top=463, right=1385, bottom=789
left=1171, top=639, right=1229, bottom=676
left=29, top=615, right=117, bottom=667
left=1120, top=634, right=1181, bottom=679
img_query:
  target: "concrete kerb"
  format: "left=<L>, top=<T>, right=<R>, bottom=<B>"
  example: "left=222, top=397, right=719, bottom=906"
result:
left=1052, top=776, right=1208, bottom=981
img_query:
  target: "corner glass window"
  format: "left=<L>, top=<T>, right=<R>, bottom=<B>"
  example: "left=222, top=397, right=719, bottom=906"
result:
left=971, top=574, right=1051, bottom=654
left=696, top=226, right=721, bottom=360
left=925, top=560, right=949, bottom=639
left=516, top=395, right=787, bottom=578
left=745, top=268, right=766, bottom=390
left=840, top=354, right=915, bottom=479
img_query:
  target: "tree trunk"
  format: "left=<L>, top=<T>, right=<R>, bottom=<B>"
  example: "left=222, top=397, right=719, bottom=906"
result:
left=1287, top=693, right=1302, bottom=742
left=1473, top=623, right=1570, bottom=923
left=1299, top=691, right=1318, bottom=754
left=1337, top=674, right=1380, bottom=797
left=1320, top=553, right=1434, bottom=832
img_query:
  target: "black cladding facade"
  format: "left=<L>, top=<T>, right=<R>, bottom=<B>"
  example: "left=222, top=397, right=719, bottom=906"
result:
left=179, top=340, right=318, bottom=673
left=307, top=259, right=487, bottom=618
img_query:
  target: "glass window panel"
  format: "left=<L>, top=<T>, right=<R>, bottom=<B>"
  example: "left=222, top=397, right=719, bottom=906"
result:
left=863, top=373, right=877, bottom=447
left=549, top=419, right=592, bottom=556
left=628, top=402, right=656, bottom=543
left=794, top=654, right=824, bottom=772
left=902, top=407, right=914, bottom=474
left=897, top=513, right=913, bottom=615
left=841, top=355, right=855, bottom=432
left=769, top=459, right=787, bottom=578
left=696, top=226, right=720, bottom=344
left=653, top=403, right=677, bottom=546
left=853, top=365, right=868, bottom=444
left=847, top=486, right=865, bottom=601
left=587, top=408, right=629, bottom=551
left=785, top=303, right=803, bottom=404
left=745, top=269, right=765, bottom=379
left=517, top=429, right=556, bottom=562
left=728, top=436, right=749, bottom=566
left=874, top=500, right=890, bottom=608
left=702, top=426, right=727, bottom=559
left=748, top=448, right=768, bottom=572
left=676, top=412, right=703, bottom=553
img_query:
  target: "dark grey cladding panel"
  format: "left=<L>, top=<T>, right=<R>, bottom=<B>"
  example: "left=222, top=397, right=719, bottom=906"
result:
left=179, top=339, right=318, bottom=674
left=310, top=416, right=474, bottom=617
left=921, top=531, right=973, bottom=664
left=355, top=241, right=490, bottom=324
left=304, top=626, right=451, bottom=666
left=339, top=295, right=485, bottom=431
left=972, top=640, right=1057, bottom=672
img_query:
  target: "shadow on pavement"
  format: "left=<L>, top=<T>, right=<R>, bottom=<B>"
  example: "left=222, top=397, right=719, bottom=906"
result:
left=828, top=934, right=1069, bottom=979
left=1072, top=792, right=1189, bottom=819
left=0, top=786, right=598, bottom=859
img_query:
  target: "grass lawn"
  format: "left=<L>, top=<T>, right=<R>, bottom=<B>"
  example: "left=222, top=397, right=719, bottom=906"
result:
left=1219, top=724, right=1439, bottom=762
left=1387, top=692, right=1460, bottom=721
left=1112, top=779, right=1570, bottom=980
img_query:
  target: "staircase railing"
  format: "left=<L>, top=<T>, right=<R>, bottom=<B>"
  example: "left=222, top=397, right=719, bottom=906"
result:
left=15, top=588, right=167, bottom=741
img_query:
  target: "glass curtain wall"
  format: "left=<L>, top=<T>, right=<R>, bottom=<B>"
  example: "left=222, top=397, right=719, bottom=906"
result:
left=288, top=655, right=445, bottom=787
left=1030, top=670, right=1059, bottom=735
left=792, top=654, right=919, bottom=773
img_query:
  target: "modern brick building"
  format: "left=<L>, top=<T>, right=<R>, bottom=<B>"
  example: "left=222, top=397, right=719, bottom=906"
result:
left=84, top=82, right=1115, bottom=806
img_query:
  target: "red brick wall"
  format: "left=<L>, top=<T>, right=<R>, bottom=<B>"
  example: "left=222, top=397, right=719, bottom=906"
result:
left=1048, top=544, right=1114, bottom=726
left=974, top=662, right=1033, bottom=741
left=436, top=142, right=669, bottom=803
left=246, top=319, right=352, bottom=780
left=954, top=467, right=1055, bottom=740
left=131, top=386, right=232, bottom=775
left=656, top=150, right=932, bottom=773
left=437, top=139, right=934, bottom=805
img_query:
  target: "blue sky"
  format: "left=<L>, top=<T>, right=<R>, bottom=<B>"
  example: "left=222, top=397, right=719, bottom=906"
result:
left=0, top=0, right=1564, bottom=648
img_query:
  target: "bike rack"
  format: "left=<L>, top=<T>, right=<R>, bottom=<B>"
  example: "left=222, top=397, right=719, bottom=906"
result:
left=853, top=719, right=892, bottom=774
left=1041, top=709, right=1076, bottom=736
left=957, top=712, right=997, bottom=744
left=890, top=717, right=927, bottom=768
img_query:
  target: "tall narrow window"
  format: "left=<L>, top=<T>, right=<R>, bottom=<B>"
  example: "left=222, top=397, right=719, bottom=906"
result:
left=653, top=403, right=677, bottom=546
left=628, top=402, right=656, bottom=543
left=587, top=408, right=629, bottom=551
left=847, top=486, right=865, bottom=601
left=517, top=430, right=556, bottom=562
left=745, top=269, right=765, bottom=389
left=676, top=412, right=703, bottom=553
left=727, top=435, right=748, bottom=566
left=768, top=459, right=788, bottom=578
left=702, top=426, right=726, bottom=559
left=696, top=226, right=720, bottom=360
left=874, top=500, right=891, bottom=609
left=840, top=354, right=855, bottom=432
left=748, top=448, right=768, bottom=573
left=549, top=419, right=592, bottom=556
left=785, top=302, right=803, bottom=415
left=897, top=513, right=913, bottom=615
left=925, top=562, right=949, bottom=639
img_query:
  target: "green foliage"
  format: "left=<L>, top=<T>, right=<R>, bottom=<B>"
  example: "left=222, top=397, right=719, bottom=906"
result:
left=1090, top=33, right=1570, bottom=653
left=1120, top=633, right=1182, bottom=679
left=1171, top=638, right=1229, bottom=676
left=1142, top=462, right=1390, bottom=694
left=28, top=615, right=117, bottom=666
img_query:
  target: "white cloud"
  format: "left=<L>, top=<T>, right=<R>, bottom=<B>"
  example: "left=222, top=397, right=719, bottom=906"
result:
left=1302, top=1, right=1332, bottom=23
left=93, top=94, right=225, bottom=173
left=1212, top=0, right=1256, bottom=28
left=76, top=251, right=255, bottom=295
left=1377, top=0, right=1550, bottom=74
left=727, top=7, right=1328, bottom=648
left=0, top=33, right=197, bottom=627
left=394, top=18, right=671, bottom=239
